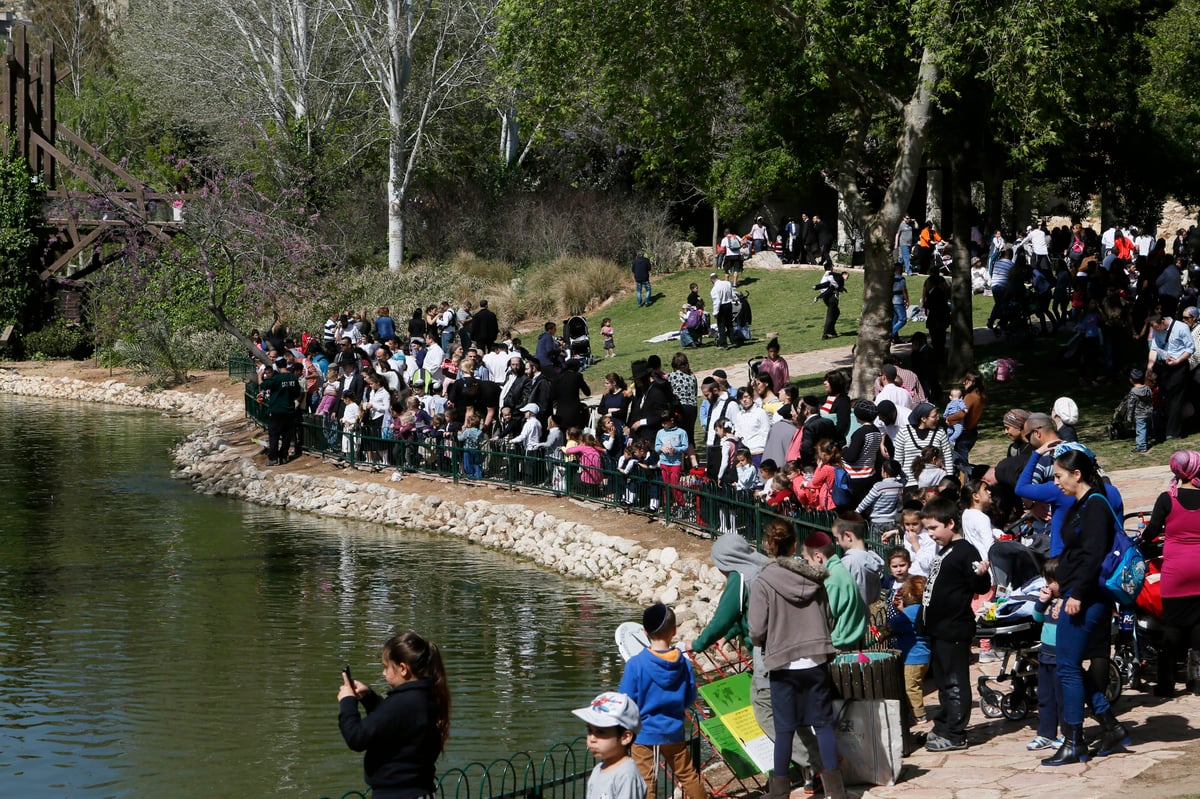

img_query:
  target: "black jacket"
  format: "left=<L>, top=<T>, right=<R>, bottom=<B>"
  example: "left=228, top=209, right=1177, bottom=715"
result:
left=339, top=679, right=441, bottom=799
left=1058, top=490, right=1117, bottom=605
left=917, top=538, right=991, bottom=642
left=471, top=308, right=499, bottom=349
left=632, top=255, right=652, bottom=282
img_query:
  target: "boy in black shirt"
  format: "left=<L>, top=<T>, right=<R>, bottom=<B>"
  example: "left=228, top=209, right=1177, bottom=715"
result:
left=917, top=496, right=992, bottom=751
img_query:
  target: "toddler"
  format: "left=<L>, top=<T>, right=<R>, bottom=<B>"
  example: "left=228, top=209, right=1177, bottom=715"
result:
left=943, top=388, right=966, bottom=444
left=892, top=576, right=930, bottom=723
left=601, top=318, right=616, bottom=357
left=1028, top=558, right=1063, bottom=751
left=1121, top=368, right=1153, bottom=454
left=734, top=448, right=760, bottom=491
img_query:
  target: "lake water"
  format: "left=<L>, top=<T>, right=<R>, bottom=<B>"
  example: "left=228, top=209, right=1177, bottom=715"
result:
left=0, top=394, right=635, bottom=798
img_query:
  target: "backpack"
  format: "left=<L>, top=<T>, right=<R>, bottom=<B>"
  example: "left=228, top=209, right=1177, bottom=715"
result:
left=726, top=236, right=742, bottom=255
left=831, top=466, right=853, bottom=508
left=1090, top=493, right=1146, bottom=605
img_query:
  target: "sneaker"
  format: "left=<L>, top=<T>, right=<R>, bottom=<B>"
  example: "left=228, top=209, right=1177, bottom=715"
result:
left=978, top=650, right=1001, bottom=663
left=1053, top=736, right=1065, bottom=748
left=925, top=733, right=968, bottom=752
left=1026, top=735, right=1057, bottom=751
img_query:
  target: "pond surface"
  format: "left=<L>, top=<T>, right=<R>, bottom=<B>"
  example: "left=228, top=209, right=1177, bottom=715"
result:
left=0, top=395, right=634, bottom=798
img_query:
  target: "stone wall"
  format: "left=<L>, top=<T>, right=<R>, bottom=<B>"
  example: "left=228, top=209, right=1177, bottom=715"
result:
left=0, top=370, right=726, bottom=642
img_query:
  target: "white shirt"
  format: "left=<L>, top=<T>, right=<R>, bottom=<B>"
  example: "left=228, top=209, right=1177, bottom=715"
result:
left=1019, top=228, right=1049, bottom=256
left=423, top=342, right=445, bottom=382
left=483, top=351, right=510, bottom=383
left=1101, top=227, right=1116, bottom=252
left=962, top=508, right=1000, bottom=559
left=1135, top=234, right=1154, bottom=257
left=734, top=405, right=770, bottom=453
left=711, top=278, right=734, bottom=310
left=874, top=382, right=912, bottom=413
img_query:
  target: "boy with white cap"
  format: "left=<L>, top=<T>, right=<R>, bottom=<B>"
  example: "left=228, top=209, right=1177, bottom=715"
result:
left=572, top=692, right=646, bottom=799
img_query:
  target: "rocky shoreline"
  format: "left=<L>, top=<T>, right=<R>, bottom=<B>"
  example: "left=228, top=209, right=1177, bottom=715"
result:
left=0, top=370, right=722, bottom=640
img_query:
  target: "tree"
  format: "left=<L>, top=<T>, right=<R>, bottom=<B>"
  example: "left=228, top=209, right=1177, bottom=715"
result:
left=120, top=0, right=362, bottom=171
left=0, top=151, right=42, bottom=329
left=331, top=0, right=496, bottom=271
left=99, top=167, right=334, bottom=366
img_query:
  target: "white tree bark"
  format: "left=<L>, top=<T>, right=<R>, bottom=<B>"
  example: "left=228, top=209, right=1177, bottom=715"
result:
left=332, top=0, right=494, bottom=271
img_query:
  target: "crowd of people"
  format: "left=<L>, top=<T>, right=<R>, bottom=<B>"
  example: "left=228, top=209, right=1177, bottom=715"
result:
left=280, top=219, right=1200, bottom=799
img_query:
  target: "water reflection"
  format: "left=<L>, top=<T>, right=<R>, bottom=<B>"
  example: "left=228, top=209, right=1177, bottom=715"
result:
left=0, top=396, right=634, bottom=797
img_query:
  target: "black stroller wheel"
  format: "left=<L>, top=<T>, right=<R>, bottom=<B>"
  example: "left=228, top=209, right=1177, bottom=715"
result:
left=1105, top=661, right=1123, bottom=703
left=1000, top=693, right=1029, bottom=720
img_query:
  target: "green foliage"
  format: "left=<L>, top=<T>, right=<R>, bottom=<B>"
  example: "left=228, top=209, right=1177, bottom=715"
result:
left=0, top=150, right=41, bottom=327
left=21, top=319, right=91, bottom=359
left=103, top=325, right=240, bottom=384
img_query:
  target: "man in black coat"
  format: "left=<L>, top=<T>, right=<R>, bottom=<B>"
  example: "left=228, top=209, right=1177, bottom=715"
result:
left=471, top=299, right=500, bottom=353
left=814, top=214, right=835, bottom=268
left=798, top=394, right=836, bottom=467
left=632, top=251, right=653, bottom=307
left=627, top=359, right=674, bottom=444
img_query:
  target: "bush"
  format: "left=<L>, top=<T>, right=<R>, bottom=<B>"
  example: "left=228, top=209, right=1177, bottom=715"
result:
left=22, top=320, right=91, bottom=359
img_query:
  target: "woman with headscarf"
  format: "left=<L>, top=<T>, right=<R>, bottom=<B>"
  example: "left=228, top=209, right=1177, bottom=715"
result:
left=842, top=400, right=883, bottom=503
left=1042, top=447, right=1128, bottom=766
left=1053, top=397, right=1079, bottom=443
left=893, top=402, right=954, bottom=484
left=1139, top=450, right=1200, bottom=697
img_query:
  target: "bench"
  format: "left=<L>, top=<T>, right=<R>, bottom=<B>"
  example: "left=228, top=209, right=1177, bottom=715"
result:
left=0, top=324, right=13, bottom=352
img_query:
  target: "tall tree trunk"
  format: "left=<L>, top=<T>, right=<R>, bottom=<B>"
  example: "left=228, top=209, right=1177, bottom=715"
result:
left=1012, top=170, right=1033, bottom=231
left=388, top=133, right=408, bottom=273
left=849, top=47, right=940, bottom=399
left=982, top=164, right=1003, bottom=233
left=947, top=158, right=974, bottom=378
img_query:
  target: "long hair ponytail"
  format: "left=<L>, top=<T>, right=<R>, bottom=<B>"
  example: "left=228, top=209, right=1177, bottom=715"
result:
left=383, top=631, right=451, bottom=753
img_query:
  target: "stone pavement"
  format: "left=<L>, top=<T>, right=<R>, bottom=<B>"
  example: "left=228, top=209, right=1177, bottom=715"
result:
left=855, top=670, right=1200, bottom=799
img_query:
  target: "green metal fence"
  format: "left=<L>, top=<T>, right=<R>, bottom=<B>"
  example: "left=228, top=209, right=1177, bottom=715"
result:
left=322, top=734, right=700, bottom=799
left=244, top=382, right=837, bottom=549
left=229, top=354, right=259, bottom=382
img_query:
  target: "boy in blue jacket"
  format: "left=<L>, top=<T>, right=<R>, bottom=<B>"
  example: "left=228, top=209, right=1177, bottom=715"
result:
left=618, top=603, right=706, bottom=799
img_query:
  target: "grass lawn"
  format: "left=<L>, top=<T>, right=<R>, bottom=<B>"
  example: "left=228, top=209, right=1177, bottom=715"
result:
left=584, top=266, right=861, bottom=374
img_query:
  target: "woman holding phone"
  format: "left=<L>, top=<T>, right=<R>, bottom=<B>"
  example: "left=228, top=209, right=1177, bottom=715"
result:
left=338, top=631, right=451, bottom=798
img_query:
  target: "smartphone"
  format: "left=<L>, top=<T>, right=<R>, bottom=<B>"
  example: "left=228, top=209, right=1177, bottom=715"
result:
left=342, top=664, right=353, bottom=685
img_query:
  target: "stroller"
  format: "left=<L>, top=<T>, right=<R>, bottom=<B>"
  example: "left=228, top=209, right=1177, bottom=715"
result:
left=729, top=291, right=752, bottom=346
left=1108, top=394, right=1135, bottom=440
left=562, top=315, right=592, bottom=365
left=746, top=356, right=764, bottom=387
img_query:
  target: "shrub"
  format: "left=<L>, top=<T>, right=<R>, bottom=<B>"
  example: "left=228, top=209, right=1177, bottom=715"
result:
left=22, top=320, right=91, bottom=359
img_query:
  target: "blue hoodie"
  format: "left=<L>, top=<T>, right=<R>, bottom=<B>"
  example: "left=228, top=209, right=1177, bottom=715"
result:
left=618, top=646, right=697, bottom=745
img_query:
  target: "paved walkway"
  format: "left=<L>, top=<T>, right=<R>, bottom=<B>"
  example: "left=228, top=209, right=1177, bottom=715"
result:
left=857, top=670, right=1199, bottom=799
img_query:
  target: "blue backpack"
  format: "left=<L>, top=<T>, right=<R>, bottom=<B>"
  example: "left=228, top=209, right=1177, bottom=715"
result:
left=832, top=467, right=853, bottom=508
left=1090, top=494, right=1146, bottom=605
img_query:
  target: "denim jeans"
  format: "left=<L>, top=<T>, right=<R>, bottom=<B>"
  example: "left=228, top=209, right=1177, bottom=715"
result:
left=900, top=244, right=912, bottom=274
left=1135, top=416, right=1148, bottom=450
left=769, top=667, right=838, bottom=776
left=1036, top=659, right=1063, bottom=739
left=892, top=300, right=907, bottom=337
left=440, top=328, right=455, bottom=353
left=636, top=281, right=651, bottom=306
left=987, top=282, right=1008, bottom=326
left=1055, top=598, right=1111, bottom=725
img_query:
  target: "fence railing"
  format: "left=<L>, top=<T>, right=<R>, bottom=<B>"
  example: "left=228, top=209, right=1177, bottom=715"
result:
left=229, top=354, right=260, bottom=383
left=322, top=734, right=701, bottom=799
left=244, top=383, right=837, bottom=550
